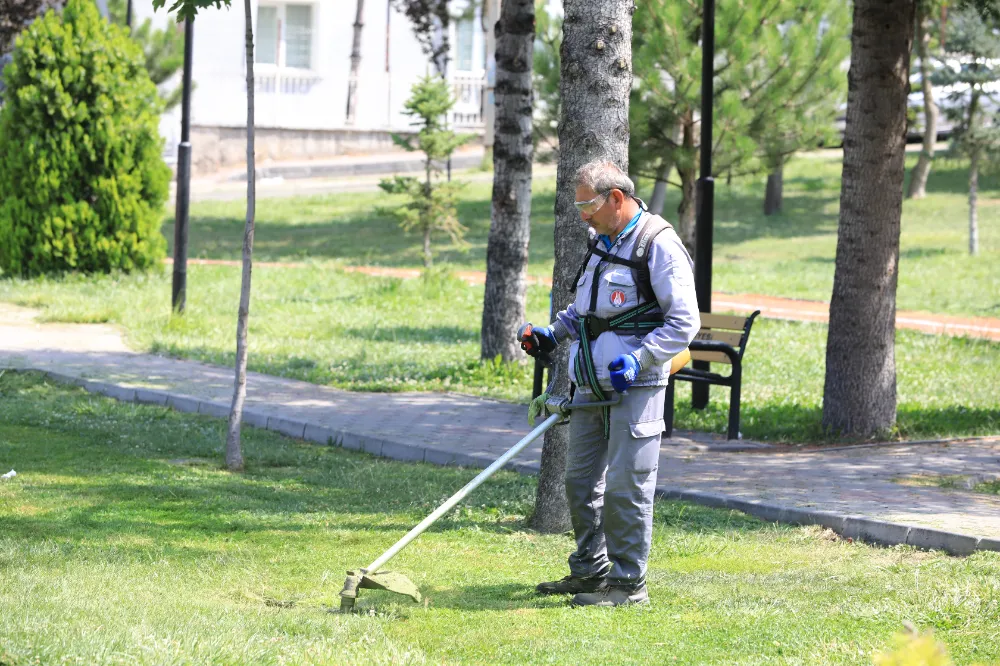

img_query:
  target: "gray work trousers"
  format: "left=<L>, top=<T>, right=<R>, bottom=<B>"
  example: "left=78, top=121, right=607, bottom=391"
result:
left=565, top=385, right=666, bottom=588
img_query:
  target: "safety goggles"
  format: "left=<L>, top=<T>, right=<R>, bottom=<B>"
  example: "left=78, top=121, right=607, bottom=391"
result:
left=574, top=191, right=610, bottom=215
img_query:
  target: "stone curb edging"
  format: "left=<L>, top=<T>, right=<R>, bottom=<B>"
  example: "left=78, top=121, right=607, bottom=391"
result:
left=656, top=488, right=993, bottom=557
left=30, top=368, right=1000, bottom=558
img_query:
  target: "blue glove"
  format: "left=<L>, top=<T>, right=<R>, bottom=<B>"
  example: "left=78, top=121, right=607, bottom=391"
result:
left=608, top=352, right=641, bottom=394
left=535, top=326, right=557, bottom=352
left=517, top=323, right=557, bottom=359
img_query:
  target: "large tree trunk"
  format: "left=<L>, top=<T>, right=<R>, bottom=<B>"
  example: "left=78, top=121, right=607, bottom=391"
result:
left=969, top=148, right=979, bottom=256
left=763, top=163, right=783, bottom=215
left=481, top=0, right=535, bottom=362
left=226, top=0, right=257, bottom=472
left=907, top=5, right=938, bottom=200
left=345, top=0, right=365, bottom=125
left=676, top=113, right=697, bottom=251
left=823, top=0, right=914, bottom=439
left=530, top=0, right=633, bottom=534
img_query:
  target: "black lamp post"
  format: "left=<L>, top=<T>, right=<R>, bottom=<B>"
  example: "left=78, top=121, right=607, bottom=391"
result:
left=171, top=16, right=194, bottom=313
left=692, top=0, right=715, bottom=410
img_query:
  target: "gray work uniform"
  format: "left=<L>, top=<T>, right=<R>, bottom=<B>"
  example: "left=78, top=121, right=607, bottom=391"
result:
left=549, top=212, right=700, bottom=587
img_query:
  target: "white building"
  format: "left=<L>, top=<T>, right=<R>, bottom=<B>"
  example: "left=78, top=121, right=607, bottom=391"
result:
left=131, top=0, right=491, bottom=173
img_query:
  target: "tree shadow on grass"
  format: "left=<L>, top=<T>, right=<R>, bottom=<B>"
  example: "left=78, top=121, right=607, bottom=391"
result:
left=896, top=404, right=1000, bottom=439
left=899, top=247, right=955, bottom=260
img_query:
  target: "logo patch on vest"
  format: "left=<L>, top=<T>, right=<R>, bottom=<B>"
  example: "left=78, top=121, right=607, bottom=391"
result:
left=609, top=290, right=627, bottom=308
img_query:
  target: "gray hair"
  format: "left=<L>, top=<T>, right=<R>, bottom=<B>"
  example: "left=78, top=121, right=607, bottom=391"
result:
left=575, top=160, right=635, bottom=197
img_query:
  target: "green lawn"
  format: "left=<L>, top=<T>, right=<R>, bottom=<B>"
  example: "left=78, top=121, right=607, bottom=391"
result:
left=2, top=264, right=998, bottom=442
left=1, top=372, right=998, bottom=665
left=164, top=154, right=1000, bottom=317
left=0, top=153, right=997, bottom=442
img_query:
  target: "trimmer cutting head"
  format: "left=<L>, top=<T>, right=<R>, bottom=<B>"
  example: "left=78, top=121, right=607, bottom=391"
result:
left=339, top=569, right=422, bottom=613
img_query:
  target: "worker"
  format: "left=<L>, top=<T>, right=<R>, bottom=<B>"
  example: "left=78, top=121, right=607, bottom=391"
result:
left=519, top=159, right=700, bottom=607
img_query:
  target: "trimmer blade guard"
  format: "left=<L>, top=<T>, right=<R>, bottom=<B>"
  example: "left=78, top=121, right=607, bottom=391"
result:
left=339, top=569, right=422, bottom=613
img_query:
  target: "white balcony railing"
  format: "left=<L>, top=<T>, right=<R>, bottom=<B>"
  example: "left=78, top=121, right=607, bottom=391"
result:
left=450, top=72, right=485, bottom=131
left=253, top=70, right=321, bottom=95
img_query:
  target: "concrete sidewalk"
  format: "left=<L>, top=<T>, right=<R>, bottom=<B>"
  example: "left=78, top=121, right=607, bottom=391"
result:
left=2, top=302, right=999, bottom=556
left=173, top=145, right=525, bottom=203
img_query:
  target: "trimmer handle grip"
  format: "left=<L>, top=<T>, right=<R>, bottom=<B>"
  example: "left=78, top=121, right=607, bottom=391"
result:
left=518, top=322, right=539, bottom=356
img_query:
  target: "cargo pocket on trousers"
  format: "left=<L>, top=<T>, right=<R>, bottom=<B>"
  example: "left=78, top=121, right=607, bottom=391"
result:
left=629, top=419, right=665, bottom=439
left=628, top=419, right=665, bottom=474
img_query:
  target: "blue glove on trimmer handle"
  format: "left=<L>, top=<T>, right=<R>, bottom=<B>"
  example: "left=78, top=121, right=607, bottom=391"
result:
left=608, top=352, right=641, bottom=393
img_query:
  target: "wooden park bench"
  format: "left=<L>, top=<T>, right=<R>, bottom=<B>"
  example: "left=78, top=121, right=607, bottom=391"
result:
left=664, top=310, right=761, bottom=441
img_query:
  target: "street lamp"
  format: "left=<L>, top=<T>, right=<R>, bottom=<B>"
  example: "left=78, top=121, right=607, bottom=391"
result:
left=172, top=16, right=194, bottom=313
left=692, top=0, right=715, bottom=409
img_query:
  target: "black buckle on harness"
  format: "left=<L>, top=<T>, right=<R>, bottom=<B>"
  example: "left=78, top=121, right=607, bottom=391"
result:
left=583, top=315, right=611, bottom=339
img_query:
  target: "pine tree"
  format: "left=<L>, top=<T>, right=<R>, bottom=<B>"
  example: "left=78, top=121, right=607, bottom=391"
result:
left=379, top=76, right=471, bottom=267
left=931, top=6, right=1000, bottom=255
left=629, top=0, right=850, bottom=244
left=753, top=5, right=851, bottom=214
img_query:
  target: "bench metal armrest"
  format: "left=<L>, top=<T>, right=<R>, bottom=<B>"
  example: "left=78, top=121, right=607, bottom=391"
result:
left=737, top=310, right=761, bottom=361
left=688, top=339, right=741, bottom=365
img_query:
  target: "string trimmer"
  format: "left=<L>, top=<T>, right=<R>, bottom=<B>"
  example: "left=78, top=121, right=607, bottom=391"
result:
left=338, top=385, right=619, bottom=612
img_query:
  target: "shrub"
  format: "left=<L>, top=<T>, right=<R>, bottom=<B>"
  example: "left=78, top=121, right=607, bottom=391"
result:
left=0, top=0, right=170, bottom=277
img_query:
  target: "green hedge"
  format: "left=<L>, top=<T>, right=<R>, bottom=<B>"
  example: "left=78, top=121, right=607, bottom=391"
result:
left=0, top=0, right=170, bottom=277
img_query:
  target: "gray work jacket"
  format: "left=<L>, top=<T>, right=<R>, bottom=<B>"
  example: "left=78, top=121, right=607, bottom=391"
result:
left=551, top=212, right=701, bottom=393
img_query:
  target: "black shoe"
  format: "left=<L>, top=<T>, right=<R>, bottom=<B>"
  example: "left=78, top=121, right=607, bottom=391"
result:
left=535, top=574, right=606, bottom=595
left=571, top=583, right=649, bottom=607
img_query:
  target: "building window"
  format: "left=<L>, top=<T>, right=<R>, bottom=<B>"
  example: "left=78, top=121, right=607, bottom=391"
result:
left=455, top=17, right=474, bottom=72
left=285, top=5, right=312, bottom=69
left=257, top=6, right=279, bottom=65
left=256, top=3, right=313, bottom=70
